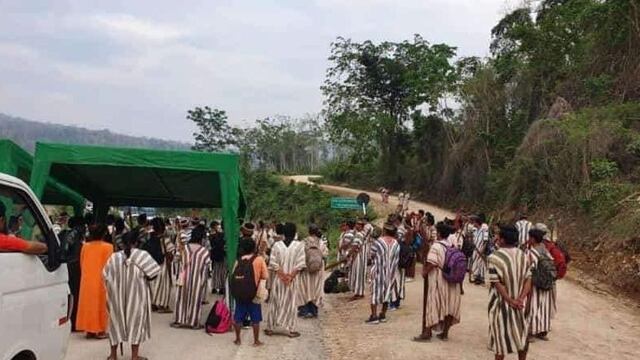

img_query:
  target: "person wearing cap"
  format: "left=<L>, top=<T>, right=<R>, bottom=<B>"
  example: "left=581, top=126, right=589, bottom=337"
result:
left=366, top=223, right=400, bottom=324
left=0, top=202, right=47, bottom=254
left=516, top=213, right=533, bottom=249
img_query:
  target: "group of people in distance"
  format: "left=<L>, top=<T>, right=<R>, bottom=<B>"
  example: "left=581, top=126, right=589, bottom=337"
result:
left=337, top=195, right=566, bottom=360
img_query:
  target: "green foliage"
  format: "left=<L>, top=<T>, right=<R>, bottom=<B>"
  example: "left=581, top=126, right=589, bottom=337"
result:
left=590, top=159, right=619, bottom=180
left=189, top=107, right=240, bottom=152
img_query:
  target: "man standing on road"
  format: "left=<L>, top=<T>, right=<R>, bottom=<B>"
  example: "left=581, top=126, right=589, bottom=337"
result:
left=366, top=224, right=399, bottom=324
left=348, top=220, right=367, bottom=301
left=488, top=225, right=532, bottom=360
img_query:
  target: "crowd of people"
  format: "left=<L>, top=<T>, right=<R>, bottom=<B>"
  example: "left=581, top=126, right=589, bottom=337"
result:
left=334, top=197, right=568, bottom=360
left=1, top=192, right=568, bottom=360
left=46, top=212, right=330, bottom=358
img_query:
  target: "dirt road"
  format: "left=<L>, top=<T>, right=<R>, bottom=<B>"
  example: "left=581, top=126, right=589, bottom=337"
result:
left=290, top=175, right=640, bottom=360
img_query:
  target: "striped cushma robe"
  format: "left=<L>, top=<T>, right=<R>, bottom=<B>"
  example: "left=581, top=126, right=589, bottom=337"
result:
left=470, top=224, right=489, bottom=282
left=391, top=226, right=407, bottom=302
left=370, top=236, right=400, bottom=305
left=266, top=240, right=306, bottom=333
left=425, top=239, right=462, bottom=328
left=526, top=246, right=556, bottom=335
left=174, top=243, right=211, bottom=327
left=488, top=247, right=532, bottom=355
left=338, top=230, right=354, bottom=270
left=297, top=236, right=328, bottom=306
left=103, top=249, right=161, bottom=346
left=515, top=220, right=532, bottom=248
left=152, top=235, right=176, bottom=309
left=349, top=231, right=367, bottom=296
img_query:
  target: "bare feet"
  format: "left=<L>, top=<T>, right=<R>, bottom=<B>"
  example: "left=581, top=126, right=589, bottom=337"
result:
left=253, top=341, right=264, bottom=347
left=264, top=329, right=274, bottom=336
left=233, top=339, right=241, bottom=346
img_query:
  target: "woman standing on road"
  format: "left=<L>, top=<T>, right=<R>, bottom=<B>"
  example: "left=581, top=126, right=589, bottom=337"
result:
left=77, top=224, right=113, bottom=339
left=104, top=229, right=161, bottom=360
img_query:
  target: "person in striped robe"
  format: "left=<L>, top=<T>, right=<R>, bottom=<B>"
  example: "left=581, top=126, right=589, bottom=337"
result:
left=338, top=221, right=355, bottom=272
left=208, top=221, right=227, bottom=295
left=265, top=222, right=307, bottom=338
left=366, top=224, right=399, bottom=324
left=348, top=220, right=367, bottom=300
left=172, top=225, right=211, bottom=329
left=515, top=215, right=532, bottom=249
left=488, top=225, right=533, bottom=360
left=297, top=225, right=328, bottom=318
left=389, top=215, right=407, bottom=310
left=526, top=228, right=556, bottom=341
left=103, top=229, right=161, bottom=360
left=470, top=215, right=489, bottom=285
left=152, top=230, right=175, bottom=313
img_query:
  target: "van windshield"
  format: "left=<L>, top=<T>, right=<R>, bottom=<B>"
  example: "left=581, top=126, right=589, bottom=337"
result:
left=0, top=184, right=48, bottom=249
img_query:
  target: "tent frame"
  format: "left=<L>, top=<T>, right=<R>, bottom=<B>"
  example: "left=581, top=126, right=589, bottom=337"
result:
left=30, top=142, right=245, bottom=266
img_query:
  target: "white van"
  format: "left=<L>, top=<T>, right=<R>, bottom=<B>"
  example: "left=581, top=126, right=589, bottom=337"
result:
left=0, top=173, right=70, bottom=360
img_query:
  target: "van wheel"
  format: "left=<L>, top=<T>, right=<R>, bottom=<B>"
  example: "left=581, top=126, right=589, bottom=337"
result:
left=12, top=351, right=36, bottom=360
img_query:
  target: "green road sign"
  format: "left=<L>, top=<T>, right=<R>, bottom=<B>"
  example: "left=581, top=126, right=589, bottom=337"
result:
left=331, top=197, right=362, bottom=210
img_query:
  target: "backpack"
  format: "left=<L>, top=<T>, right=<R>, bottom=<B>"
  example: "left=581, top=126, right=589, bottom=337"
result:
left=398, top=242, right=415, bottom=269
left=411, top=234, right=423, bottom=252
left=532, top=252, right=557, bottom=290
left=230, top=256, right=258, bottom=303
left=440, top=243, right=468, bottom=284
left=305, top=242, right=324, bottom=274
left=556, top=241, right=572, bottom=264
left=324, top=269, right=347, bottom=293
left=545, top=241, right=568, bottom=279
left=205, top=300, right=231, bottom=334
left=461, top=237, right=475, bottom=258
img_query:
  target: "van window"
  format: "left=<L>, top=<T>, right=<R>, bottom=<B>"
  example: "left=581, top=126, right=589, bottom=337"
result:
left=0, top=184, right=59, bottom=271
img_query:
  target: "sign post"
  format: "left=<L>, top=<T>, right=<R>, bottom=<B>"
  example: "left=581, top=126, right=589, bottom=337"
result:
left=331, top=197, right=362, bottom=210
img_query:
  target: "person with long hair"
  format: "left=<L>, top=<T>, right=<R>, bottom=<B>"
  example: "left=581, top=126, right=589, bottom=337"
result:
left=76, top=223, right=113, bottom=339
left=172, top=224, right=211, bottom=329
left=103, top=229, right=161, bottom=360
left=265, top=222, right=306, bottom=338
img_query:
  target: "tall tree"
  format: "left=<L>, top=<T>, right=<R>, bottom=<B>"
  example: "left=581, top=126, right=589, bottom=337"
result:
left=189, top=106, right=240, bottom=152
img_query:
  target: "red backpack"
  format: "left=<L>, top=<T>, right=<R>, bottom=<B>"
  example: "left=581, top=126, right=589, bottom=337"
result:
left=544, top=241, right=567, bottom=279
left=205, top=300, right=231, bottom=334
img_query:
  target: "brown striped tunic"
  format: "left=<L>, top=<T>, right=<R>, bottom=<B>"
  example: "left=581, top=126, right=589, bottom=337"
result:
left=297, top=236, right=328, bottom=306
left=425, top=239, right=462, bottom=328
left=103, top=249, right=161, bottom=346
left=266, top=240, right=306, bottom=333
left=174, top=243, right=210, bottom=327
left=526, top=246, right=556, bottom=335
left=488, top=247, right=532, bottom=355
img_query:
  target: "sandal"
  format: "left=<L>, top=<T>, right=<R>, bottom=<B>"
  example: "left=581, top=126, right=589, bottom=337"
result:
left=412, top=335, right=432, bottom=343
left=436, top=333, right=449, bottom=342
left=288, top=331, right=301, bottom=338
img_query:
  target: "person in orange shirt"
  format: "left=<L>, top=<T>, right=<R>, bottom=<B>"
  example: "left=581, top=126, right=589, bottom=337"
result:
left=76, top=223, right=113, bottom=339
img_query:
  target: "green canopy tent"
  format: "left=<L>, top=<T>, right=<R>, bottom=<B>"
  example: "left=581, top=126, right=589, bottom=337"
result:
left=29, top=142, right=247, bottom=267
left=0, top=139, right=86, bottom=214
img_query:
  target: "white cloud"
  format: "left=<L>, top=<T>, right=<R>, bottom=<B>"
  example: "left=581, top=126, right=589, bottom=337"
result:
left=88, top=13, right=189, bottom=43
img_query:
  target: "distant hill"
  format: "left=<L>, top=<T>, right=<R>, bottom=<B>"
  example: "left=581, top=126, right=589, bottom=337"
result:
left=0, top=113, right=190, bottom=153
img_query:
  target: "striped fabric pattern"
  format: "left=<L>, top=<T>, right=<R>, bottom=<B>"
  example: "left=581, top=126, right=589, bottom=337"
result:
left=174, top=243, right=211, bottom=327
left=348, top=231, right=367, bottom=296
left=425, top=240, right=462, bottom=327
left=210, top=261, right=227, bottom=290
left=526, top=247, right=557, bottom=335
left=369, top=237, right=400, bottom=305
left=488, top=247, right=532, bottom=355
left=152, top=236, right=175, bottom=308
left=470, top=224, right=489, bottom=282
left=266, top=240, right=307, bottom=332
left=515, top=220, right=532, bottom=248
left=103, top=249, right=161, bottom=346
left=297, top=236, right=328, bottom=306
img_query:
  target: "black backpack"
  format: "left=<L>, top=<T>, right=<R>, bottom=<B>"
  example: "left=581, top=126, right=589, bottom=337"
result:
left=230, top=256, right=258, bottom=303
left=532, top=254, right=557, bottom=290
left=398, top=242, right=415, bottom=269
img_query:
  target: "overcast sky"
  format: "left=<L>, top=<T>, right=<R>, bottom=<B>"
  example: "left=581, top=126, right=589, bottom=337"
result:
left=0, top=0, right=519, bottom=142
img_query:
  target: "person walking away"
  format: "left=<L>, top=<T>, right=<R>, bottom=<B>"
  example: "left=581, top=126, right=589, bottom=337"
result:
left=470, top=215, right=489, bottom=285
left=390, top=215, right=407, bottom=310
left=231, top=237, right=268, bottom=346
left=348, top=220, right=367, bottom=301
left=414, top=222, right=461, bottom=342
left=297, top=225, right=328, bottom=318
left=59, top=216, right=86, bottom=331
left=526, top=228, right=556, bottom=341
left=147, top=218, right=174, bottom=313
left=265, top=222, right=306, bottom=338
left=488, top=225, right=532, bottom=360
left=172, top=225, right=211, bottom=329
left=103, top=229, right=161, bottom=360
left=209, top=221, right=227, bottom=295
left=515, top=214, right=532, bottom=250
left=77, top=223, right=113, bottom=339
left=366, top=224, right=400, bottom=324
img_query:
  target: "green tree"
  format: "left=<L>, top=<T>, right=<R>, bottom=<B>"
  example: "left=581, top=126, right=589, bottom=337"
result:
left=189, top=106, right=240, bottom=152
